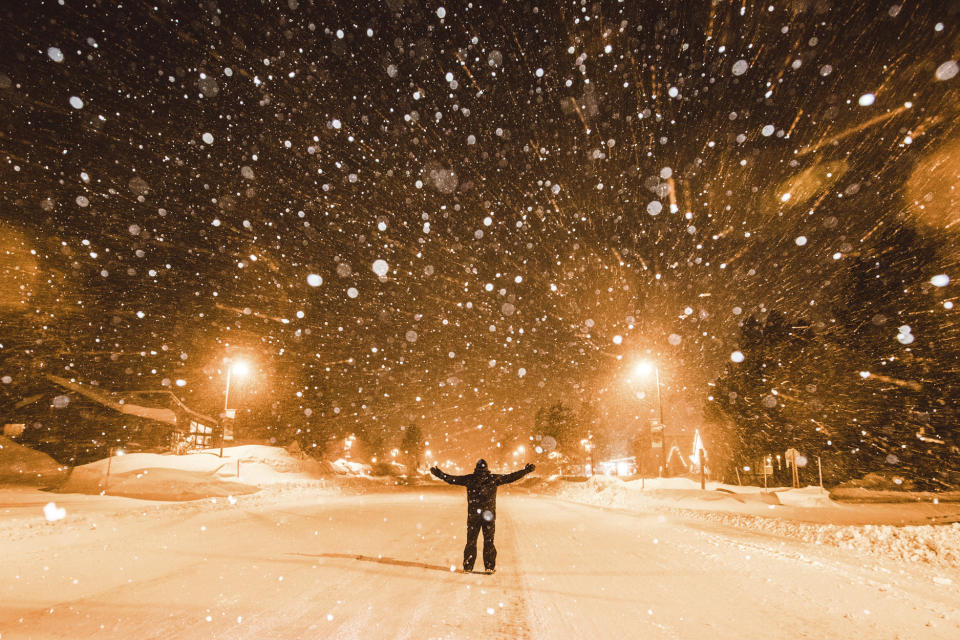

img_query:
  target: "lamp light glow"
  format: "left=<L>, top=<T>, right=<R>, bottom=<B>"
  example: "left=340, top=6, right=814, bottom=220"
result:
left=634, top=360, right=655, bottom=377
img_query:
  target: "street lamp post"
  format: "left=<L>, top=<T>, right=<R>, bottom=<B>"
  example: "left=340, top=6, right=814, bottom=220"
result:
left=223, top=366, right=234, bottom=416
left=635, top=360, right=666, bottom=477
left=653, top=364, right=664, bottom=428
left=220, top=360, right=248, bottom=457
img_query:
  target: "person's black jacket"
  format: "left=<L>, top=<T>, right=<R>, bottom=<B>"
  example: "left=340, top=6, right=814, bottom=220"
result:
left=431, top=459, right=534, bottom=517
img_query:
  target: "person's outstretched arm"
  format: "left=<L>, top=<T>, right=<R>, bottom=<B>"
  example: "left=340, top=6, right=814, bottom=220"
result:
left=430, top=466, right=469, bottom=486
left=495, top=463, right=535, bottom=486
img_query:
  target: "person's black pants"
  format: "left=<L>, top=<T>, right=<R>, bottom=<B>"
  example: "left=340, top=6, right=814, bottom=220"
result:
left=463, top=513, right=496, bottom=571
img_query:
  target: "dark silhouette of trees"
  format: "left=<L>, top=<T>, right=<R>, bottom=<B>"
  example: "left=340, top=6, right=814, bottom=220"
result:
left=534, top=402, right=577, bottom=452
left=400, top=423, right=423, bottom=471
left=709, top=312, right=817, bottom=479
left=532, top=402, right=593, bottom=474
left=827, top=224, right=959, bottom=487
left=708, top=223, right=959, bottom=488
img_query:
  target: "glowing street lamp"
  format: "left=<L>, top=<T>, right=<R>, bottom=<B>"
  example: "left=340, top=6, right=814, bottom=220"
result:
left=633, top=360, right=654, bottom=376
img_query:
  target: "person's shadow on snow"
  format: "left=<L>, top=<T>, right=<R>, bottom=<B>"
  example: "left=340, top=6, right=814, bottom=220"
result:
left=289, top=552, right=453, bottom=573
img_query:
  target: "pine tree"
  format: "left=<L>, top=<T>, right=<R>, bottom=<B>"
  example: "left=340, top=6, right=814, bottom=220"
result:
left=827, top=224, right=959, bottom=488
left=400, top=423, right=423, bottom=471
left=708, top=312, right=820, bottom=480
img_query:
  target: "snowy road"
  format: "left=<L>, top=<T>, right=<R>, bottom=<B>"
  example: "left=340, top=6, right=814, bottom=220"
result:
left=3, top=488, right=959, bottom=639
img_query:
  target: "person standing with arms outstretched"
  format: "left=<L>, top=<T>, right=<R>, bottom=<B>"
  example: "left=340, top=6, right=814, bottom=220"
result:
left=430, top=459, right=535, bottom=573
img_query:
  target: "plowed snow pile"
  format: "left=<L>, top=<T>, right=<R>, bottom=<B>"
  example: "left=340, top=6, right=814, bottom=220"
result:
left=55, top=445, right=362, bottom=501
left=58, top=467, right=259, bottom=501
left=544, top=475, right=960, bottom=568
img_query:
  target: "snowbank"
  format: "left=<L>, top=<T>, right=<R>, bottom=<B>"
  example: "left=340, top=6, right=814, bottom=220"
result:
left=1, top=438, right=383, bottom=502
left=60, top=467, right=259, bottom=501
left=695, top=511, right=960, bottom=568
left=540, top=475, right=960, bottom=568
left=329, top=458, right=373, bottom=475
left=830, top=487, right=960, bottom=503
left=557, top=475, right=782, bottom=507
left=53, top=445, right=376, bottom=501
left=0, top=436, right=69, bottom=487
left=774, top=485, right=838, bottom=508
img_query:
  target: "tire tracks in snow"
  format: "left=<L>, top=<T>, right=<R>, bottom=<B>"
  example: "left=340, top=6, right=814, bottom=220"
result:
left=505, top=496, right=683, bottom=639
left=488, top=507, right=533, bottom=640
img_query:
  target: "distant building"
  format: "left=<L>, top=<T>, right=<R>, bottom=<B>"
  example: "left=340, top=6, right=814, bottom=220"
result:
left=630, top=424, right=707, bottom=478
left=597, top=456, right=637, bottom=477
left=2, top=423, right=25, bottom=438
left=3, top=375, right=217, bottom=464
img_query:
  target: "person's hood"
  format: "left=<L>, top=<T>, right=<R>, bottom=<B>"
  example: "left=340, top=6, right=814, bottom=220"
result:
left=474, top=459, right=489, bottom=474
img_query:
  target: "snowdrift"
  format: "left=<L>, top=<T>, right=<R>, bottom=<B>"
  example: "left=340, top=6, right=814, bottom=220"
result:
left=538, top=475, right=960, bottom=568
left=543, top=475, right=960, bottom=523
left=53, top=445, right=375, bottom=501
left=57, top=467, right=259, bottom=501
left=0, top=436, right=69, bottom=488
left=830, top=487, right=960, bottom=503
left=544, top=475, right=787, bottom=508
left=547, top=474, right=955, bottom=515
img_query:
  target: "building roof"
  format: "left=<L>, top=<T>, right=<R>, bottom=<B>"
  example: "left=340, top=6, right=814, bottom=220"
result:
left=123, top=390, right=217, bottom=426
left=44, top=376, right=215, bottom=428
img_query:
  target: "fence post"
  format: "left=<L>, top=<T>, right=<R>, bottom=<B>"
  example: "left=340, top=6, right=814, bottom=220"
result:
left=105, top=447, right=113, bottom=492
left=817, top=456, right=823, bottom=490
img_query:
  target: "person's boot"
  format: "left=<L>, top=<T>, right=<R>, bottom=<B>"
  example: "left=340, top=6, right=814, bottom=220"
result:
left=483, top=567, right=496, bottom=575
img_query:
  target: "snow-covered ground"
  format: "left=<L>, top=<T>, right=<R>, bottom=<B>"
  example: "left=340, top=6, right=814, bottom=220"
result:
left=2, top=446, right=960, bottom=638
left=3, top=487, right=959, bottom=639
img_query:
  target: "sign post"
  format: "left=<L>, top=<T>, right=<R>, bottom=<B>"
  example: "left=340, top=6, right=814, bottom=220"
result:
left=105, top=446, right=114, bottom=491
left=763, top=457, right=773, bottom=490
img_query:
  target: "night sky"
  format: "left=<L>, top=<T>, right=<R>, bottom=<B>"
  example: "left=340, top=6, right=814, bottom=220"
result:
left=1, top=0, right=958, bottom=465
